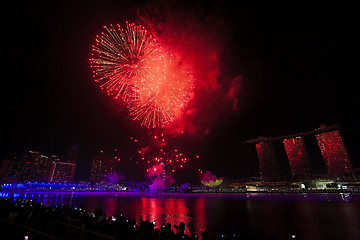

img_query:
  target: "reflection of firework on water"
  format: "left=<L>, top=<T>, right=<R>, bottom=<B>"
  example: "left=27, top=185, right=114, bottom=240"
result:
left=90, top=22, right=194, bottom=128
left=130, top=134, right=198, bottom=174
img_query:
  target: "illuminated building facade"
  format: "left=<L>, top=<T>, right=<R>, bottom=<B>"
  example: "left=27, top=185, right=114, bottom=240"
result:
left=5, top=154, right=31, bottom=181
left=315, top=130, right=352, bottom=176
left=283, top=137, right=312, bottom=176
left=247, top=124, right=354, bottom=179
left=48, top=162, right=76, bottom=183
left=26, top=151, right=52, bottom=181
left=90, top=154, right=117, bottom=183
left=3, top=149, right=78, bottom=183
left=255, top=138, right=279, bottom=181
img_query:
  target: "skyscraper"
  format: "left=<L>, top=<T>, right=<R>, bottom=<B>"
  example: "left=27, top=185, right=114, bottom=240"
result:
left=255, top=137, right=279, bottom=181
left=5, top=153, right=32, bottom=181
left=67, top=144, right=79, bottom=163
left=26, top=151, right=52, bottom=182
left=48, top=162, right=76, bottom=183
left=90, top=153, right=117, bottom=183
left=315, top=129, right=352, bottom=176
left=283, top=137, right=312, bottom=176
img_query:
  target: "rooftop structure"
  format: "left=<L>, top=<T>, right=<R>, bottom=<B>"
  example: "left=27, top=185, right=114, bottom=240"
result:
left=245, top=124, right=339, bottom=144
left=315, top=130, right=353, bottom=176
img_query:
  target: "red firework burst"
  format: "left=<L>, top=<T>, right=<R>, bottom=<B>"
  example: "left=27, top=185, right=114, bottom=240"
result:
left=90, top=22, right=194, bottom=128
left=90, top=22, right=157, bottom=100
left=129, top=50, right=194, bottom=128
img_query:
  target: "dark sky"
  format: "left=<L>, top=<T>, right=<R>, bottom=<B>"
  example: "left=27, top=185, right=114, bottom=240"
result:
left=1, top=1, right=358, bottom=182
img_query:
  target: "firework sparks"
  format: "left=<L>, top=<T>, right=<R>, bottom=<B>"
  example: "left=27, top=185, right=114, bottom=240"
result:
left=129, top=51, right=194, bottom=128
left=131, top=134, right=195, bottom=174
left=90, top=22, right=194, bottom=128
left=90, top=22, right=158, bottom=101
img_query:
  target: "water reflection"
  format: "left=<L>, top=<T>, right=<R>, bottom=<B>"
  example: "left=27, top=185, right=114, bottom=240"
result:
left=104, top=196, right=117, bottom=217
left=78, top=195, right=207, bottom=236
left=2, top=192, right=360, bottom=239
left=136, top=197, right=203, bottom=236
left=194, top=198, right=207, bottom=235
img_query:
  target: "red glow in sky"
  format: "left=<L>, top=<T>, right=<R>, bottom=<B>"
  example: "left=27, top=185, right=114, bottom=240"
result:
left=90, top=7, right=240, bottom=136
left=89, top=6, right=241, bottom=180
left=137, top=4, right=240, bottom=136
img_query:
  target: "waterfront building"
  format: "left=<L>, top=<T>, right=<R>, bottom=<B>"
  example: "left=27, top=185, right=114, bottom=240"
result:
left=315, top=127, right=353, bottom=176
left=90, top=153, right=117, bottom=183
left=247, top=124, right=354, bottom=179
left=255, top=137, right=279, bottom=181
left=4, top=153, right=31, bottom=181
left=26, top=151, right=52, bottom=182
left=48, top=162, right=76, bottom=183
left=283, top=136, right=312, bottom=176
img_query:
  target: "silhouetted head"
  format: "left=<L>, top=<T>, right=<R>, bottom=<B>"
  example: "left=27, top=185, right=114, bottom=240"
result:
left=179, top=222, right=185, bottom=232
left=269, top=234, right=278, bottom=240
left=165, top=222, right=172, bottom=230
left=202, top=231, right=209, bottom=240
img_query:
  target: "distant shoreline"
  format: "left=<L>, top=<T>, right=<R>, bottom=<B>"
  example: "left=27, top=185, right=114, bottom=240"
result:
left=2, top=189, right=360, bottom=196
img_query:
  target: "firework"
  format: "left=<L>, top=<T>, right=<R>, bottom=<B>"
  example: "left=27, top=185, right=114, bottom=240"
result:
left=132, top=134, right=195, bottom=173
left=129, top=51, right=194, bottom=128
left=146, top=147, right=188, bottom=173
left=90, top=22, right=194, bottom=128
left=90, top=22, right=158, bottom=101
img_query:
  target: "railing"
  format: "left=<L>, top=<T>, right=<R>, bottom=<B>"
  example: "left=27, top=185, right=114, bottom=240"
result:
left=20, top=224, right=56, bottom=240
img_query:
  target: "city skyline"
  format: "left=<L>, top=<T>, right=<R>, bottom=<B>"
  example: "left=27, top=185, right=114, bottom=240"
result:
left=2, top=124, right=357, bottom=183
left=1, top=145, right=79, bottom=183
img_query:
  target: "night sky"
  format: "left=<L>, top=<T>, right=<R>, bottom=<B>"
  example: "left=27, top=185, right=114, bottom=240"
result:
left=1, top=1, right=358, bottom=183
